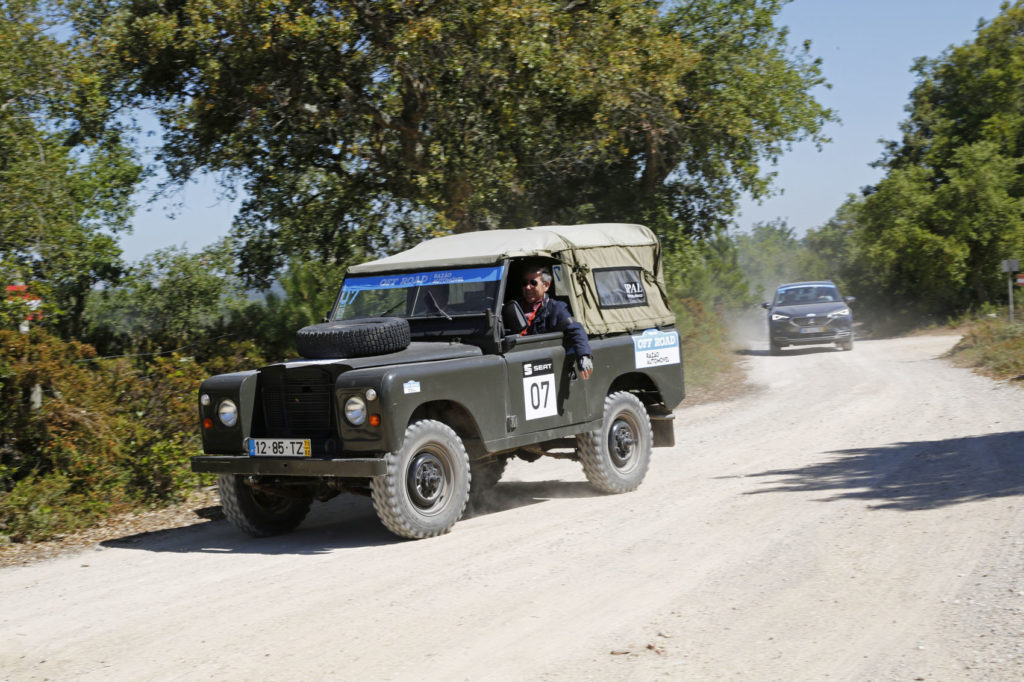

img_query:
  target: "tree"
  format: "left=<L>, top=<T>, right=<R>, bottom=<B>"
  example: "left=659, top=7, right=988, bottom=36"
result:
left=848, top=2, right=1024, bottom=318
left=84, top=240, right=249, bottom=356
left=83, top=0, right=833, bottom=283
left=734, top=219, right=829, bottom=299
left=0, top=0, right=143, bottom=337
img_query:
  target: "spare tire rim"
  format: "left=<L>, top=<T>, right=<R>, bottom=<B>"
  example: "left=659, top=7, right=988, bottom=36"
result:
left=408, top=450, right=447, bottom=510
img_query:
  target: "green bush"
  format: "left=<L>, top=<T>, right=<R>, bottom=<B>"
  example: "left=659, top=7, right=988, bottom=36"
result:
left=947, top=317, right=1024, bottom=378
left=0, top=329, right=209, bottom=543
left=0, top=473, right=99, bottom=542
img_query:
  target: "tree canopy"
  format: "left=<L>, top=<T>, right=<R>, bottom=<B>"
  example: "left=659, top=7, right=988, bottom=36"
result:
left=1, top=0, right=142, bottom=336
left=83, top=0, right=833, bottom=284
left=822, top=1, right=1024, bottom=320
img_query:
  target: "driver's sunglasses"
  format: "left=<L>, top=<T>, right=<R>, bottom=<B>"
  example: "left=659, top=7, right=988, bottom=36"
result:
left=521, top=278, right=541, bottom=288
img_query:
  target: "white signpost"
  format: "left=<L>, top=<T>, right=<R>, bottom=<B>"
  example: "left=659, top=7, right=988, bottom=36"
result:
left=1001, top=260, right=1019, bottom=323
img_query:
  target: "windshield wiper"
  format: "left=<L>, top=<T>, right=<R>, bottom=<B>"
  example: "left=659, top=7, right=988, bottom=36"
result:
left=379, top=301, right=404, bottom=317
left=424, top=291, right=452, bottom=320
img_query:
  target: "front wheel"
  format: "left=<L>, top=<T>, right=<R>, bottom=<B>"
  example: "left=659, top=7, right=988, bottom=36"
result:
left=217, top=474, right=313, bottom=537
left=371, top=420, right=470, bottom=539
left=839, top=338, right=854, bottom=351
left=577, top=392, right=653, bottom=494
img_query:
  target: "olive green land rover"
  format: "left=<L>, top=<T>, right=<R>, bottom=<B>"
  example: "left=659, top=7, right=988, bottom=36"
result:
left=193, top=223, right=684, bottom=539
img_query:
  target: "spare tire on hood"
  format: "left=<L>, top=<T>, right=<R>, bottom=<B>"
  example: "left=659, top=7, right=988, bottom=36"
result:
left=296, top=318, right=411, bottom=359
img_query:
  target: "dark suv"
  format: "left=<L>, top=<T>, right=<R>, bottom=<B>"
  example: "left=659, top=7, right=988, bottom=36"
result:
left=762, top=281, right=854, bottom=354
left=193, top=224, right=684, bottom=540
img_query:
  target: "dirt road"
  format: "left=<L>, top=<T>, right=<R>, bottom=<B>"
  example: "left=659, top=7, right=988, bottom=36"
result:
left=1, top=334, right=1021, bottom=681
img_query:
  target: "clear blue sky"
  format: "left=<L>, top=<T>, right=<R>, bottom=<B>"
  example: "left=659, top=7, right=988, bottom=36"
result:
left=118, top=0, right=1010, bottom=263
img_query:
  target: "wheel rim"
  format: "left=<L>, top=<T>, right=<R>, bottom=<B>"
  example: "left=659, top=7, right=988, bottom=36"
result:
left=250, top=489, right=293, bottom=515
left=407, top=450, right=449, bottom=510
left=608, top=417, right=637, bottom=469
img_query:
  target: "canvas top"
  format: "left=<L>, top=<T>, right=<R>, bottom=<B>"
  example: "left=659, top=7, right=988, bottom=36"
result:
left=347, top=223, right=676, bottom=334
left=348, top=223, right=658, bottom=273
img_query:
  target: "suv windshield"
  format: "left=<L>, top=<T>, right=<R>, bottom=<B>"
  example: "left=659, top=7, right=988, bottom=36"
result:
left=333, top=266, right=504, bottom=321
left=774, top=284, right=842, bottom=306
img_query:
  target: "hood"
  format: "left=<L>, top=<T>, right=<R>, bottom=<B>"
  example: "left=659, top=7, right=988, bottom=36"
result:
left=266, top=341, right=483, bottom=372
left=771, top=301, right=850, bottom=317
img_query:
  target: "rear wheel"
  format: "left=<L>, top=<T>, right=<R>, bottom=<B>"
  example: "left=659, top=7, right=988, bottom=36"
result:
left=371, top=420, right=470, bottom=539
left=217, top=474, right=313, bottom=537
left=577, top=392, right=653, bottom=494
left=469, top=457, right=508, bottom=509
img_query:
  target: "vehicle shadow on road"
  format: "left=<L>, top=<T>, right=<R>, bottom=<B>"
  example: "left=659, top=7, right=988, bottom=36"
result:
left=99, top=480, right=596, bottom=555
left=100, top=495, right=399, bottom=556
left=741, top=431, right=1024, bottom=510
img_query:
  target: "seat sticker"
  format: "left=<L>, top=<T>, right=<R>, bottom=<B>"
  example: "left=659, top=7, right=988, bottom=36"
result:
left=522, top=359, right=557, bottom=420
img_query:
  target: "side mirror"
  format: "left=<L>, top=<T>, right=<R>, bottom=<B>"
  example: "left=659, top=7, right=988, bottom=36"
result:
left=502, top=300, right=527, bottom=334
left=761, top=302, right=771, bottom=310
left=845, top=296, right=856, bottom=304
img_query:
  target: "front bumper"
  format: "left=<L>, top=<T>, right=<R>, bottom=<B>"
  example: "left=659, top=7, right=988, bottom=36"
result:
left=770, top=319, right=852, bottom=346
left=191, top=455, right=387, bottom=477
left=772, top=328, right=852, bottom=346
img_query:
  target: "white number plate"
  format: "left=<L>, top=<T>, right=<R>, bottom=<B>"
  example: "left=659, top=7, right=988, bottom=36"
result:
left=800, top=326, right=824, bottom=334
left=522, top=359, right=557, bottom=421
left=248, top=438, right=311, bottom=457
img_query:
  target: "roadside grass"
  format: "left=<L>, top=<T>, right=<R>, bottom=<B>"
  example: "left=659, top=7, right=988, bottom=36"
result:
left=674, top=298, right=752, bottom=405
left=945, top=315, right=1024, bottom=381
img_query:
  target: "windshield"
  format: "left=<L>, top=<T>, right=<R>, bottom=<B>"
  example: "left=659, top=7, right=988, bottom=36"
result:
left=333, top=266, right=503, bottom=321
left=774, top=284, right=842, bottom=306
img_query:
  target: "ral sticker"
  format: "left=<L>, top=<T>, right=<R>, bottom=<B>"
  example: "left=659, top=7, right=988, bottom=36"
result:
left=633, top=329, right=681, bottom=369
left=522, top=360, right=557, bottom=420
left=403, top=380, right=421, bottom=394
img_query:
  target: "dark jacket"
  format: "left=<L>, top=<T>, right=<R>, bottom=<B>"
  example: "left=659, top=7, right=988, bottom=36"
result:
left=522, top=296, right=593, bottom=358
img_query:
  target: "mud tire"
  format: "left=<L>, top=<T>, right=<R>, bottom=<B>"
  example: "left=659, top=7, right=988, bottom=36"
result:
left=577, top=391, right=653, bottom=494
left=371, top=420, right=470, bottom=539
left=217, top=474, right=313, bottom=537
left=296, top=318, right=411, bottom=359
left=469, top=457, right=508, bottom=508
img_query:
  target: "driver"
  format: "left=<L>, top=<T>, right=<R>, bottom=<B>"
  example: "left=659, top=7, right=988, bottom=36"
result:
left=519, top=264, right=594, bottom=380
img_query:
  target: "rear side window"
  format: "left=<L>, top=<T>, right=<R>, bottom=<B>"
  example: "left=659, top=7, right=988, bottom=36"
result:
left=593, top=267, right=648, bottom=309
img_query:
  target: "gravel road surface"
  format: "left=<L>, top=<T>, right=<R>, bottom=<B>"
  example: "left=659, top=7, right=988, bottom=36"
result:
left=1, top=334, right=1021, bottom=681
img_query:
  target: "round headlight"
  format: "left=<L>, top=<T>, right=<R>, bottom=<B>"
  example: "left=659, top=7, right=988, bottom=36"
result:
left=345, top=396, right=367, bottom=425
left=217, top=399, right=238, bottom=427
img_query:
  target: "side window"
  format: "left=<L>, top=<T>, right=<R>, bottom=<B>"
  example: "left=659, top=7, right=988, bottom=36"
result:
left=506, top=258, right=569, bottom=309
left=593, top=267, right=648, bottom=309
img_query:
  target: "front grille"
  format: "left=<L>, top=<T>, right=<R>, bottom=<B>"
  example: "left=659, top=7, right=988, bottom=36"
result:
left=793, top=316, right=832, bottom=327
left=260, top=368, right=333, bottom=438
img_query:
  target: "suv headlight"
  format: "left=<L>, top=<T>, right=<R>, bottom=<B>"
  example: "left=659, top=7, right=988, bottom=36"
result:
left=828, top=308, right=851, bottom=318
left=771, top=313, right=789, bottom=321
left=345, top=396, right=367, bottom=425
left=217, top=399, right=238, bottom=427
